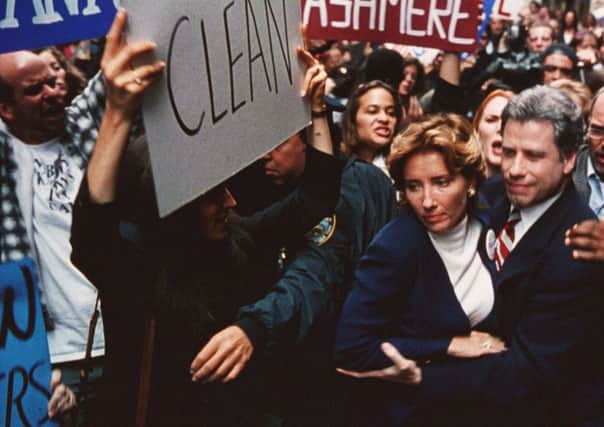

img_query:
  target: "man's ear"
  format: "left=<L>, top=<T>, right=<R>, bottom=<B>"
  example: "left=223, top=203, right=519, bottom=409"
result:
left=0, top=101, right=14, bottom=122
left=563, top=150, right=578, bottom=175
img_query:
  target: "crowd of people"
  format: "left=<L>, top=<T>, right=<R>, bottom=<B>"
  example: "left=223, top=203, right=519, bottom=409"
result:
left=1, top=1, right=604, bottom=426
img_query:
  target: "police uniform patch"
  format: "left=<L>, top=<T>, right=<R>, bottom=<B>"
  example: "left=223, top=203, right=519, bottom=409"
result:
left=306, top=215, right=336, bottom=246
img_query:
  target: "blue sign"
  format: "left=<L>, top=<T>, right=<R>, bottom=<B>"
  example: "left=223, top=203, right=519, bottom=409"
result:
left=0, top=258, right=58, bottom=427
left=0, top=0, right=118, bottom=54
left=477, top=0, right=497, bottom=42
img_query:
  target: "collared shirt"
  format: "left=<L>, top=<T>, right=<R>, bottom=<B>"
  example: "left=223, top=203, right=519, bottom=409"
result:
left=511, top=191, right=563, bottom=250
left=587, top=156, right=604, bottom=218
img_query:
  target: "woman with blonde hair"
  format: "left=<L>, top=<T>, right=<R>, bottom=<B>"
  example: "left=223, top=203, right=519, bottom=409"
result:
left=336, top=113, right=505, bottom=426
left=472, top=89, right=515, bottom=177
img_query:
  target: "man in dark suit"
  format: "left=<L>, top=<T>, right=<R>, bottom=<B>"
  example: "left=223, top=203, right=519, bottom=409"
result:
left=339, top=86, right=604, bottom=426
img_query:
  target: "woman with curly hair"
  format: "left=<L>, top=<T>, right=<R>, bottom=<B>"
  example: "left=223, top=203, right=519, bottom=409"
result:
left=336, top=113, right=505, bottom=426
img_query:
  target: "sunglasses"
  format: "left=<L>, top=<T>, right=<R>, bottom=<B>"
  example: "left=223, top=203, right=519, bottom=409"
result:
left=588, top=123, right=604, bottom=141
left=542, top=64, right=573, bottom=75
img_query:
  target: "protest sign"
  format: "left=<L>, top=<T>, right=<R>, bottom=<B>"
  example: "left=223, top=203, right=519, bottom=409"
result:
left=491, top=0, right=529, bottom=21
left=592, top=0, right=604, bottom=24
left=477, top=0, right=496, bottom=41
left=122, top=0, right=307, bottom=217
left=0, top=0, right=118, bottom=54
left=302, top=0, right=479, bottom=52
left=0, top=258, right=57, bottom=427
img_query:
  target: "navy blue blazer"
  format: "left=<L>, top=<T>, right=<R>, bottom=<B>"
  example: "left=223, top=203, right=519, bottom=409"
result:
left=419, top=183, right=604, bottom=426
left=335, top=206, right=496, bottom=425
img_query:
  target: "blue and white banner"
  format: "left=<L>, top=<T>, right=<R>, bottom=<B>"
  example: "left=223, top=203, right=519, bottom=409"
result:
left=0, top=258, right=58, bottom=427
left=0, top=0, right=118, bottom=54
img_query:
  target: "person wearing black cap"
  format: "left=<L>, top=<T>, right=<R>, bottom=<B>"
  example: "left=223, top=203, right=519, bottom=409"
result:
left=363, top=47, right=406, bottom=90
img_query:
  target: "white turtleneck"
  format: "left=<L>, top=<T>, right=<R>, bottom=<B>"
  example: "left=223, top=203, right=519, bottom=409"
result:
left=428, top=216, right=494, bottom=327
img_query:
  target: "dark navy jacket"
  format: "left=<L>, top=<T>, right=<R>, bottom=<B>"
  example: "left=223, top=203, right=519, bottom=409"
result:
left=420, top=183, right=604, bottom=426
left=335, top=205, right=496, bottom=426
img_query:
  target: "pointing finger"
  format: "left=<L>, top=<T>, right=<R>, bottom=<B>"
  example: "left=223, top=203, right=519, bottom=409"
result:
left=104, top=8, right=128, bottom=61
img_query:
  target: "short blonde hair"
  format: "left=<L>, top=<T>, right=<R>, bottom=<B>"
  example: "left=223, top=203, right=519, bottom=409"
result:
left=549, top=78, right=593, bottom=117
left=388, top=113, right=486, bottom=194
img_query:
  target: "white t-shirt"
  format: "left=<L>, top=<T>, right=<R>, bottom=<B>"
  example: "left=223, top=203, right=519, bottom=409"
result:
left=10, top=138, right=105, bottom=363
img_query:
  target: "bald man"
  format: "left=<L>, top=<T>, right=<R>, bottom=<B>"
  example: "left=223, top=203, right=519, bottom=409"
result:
left=567, top=87, right=604, bottom=262
left=0, top=30, right=159, bottom=421
left=0, top=49, right=107, bottom=416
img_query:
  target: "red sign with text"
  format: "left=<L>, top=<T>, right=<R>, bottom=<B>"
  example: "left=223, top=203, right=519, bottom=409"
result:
left=301, top=0, right=479, bottom=52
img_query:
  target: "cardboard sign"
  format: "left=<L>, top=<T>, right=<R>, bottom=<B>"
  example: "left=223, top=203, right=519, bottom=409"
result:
left=123, top=0, right=308, bottom=217
left=302, top=0, right=479, bottom=52
left=0, top=0, right=118, bottom=54
left=0, top=258, right=58, bottom=427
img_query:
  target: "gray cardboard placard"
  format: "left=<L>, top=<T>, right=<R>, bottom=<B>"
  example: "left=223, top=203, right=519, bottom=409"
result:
left=122, top=0, right=308, bottom=217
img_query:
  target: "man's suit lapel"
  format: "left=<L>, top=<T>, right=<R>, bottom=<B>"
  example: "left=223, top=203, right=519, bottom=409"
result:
left=495, top=184, right=575, bottom=290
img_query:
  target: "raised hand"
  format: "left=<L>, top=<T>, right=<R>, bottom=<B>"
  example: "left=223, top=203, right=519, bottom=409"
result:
left=101, top=8, right=165, bottom=118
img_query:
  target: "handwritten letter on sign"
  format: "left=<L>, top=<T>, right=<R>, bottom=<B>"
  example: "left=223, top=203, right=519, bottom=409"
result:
left=0, top=0, right=118, bottom=54
left=123, top=0, right=308, bottom=217
left=302, top=0, right=479, bottom=52
left=0, top=258, right=58, bottom=427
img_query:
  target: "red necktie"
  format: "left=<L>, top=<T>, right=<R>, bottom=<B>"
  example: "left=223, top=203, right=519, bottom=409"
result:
left=495, top=208, right=521, bottom=271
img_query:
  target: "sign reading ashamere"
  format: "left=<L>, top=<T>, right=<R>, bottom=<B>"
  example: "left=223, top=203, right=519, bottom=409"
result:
left=301, top=0, right=479, bottom=52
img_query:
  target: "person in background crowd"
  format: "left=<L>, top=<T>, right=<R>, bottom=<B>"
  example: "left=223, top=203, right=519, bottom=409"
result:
left=472, top=89, right=515, bottom=177
left=526, top=22, right=555, bottom=53
left=340, top=80, right=402, bottom=177
left=361, top=48, right=425, bottom=121
left=529, top=1, right=540, bottom=21
left=362, top=48, right=405, bottom=98
left=542, top=43, right=578, bottom=84
left=574, top=88, right=604, bottom=218
left=422, top=51, right=444, bottom=93
left=582, top=13, right=603, bottom=38
left=398, top=57, right=426, bottom=119
left=566, top=87, right=604, bottom=264
left=577, top=30, right=599, bottom=51
left=535, top=5, right=552, bottom=26
left=558, top=9, right=578, bottom=45
left=466, top=22, right=553, bottom=95
left=34, top=47, right=87, bottom=104
left=486, top=16, right=506, bottom=52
